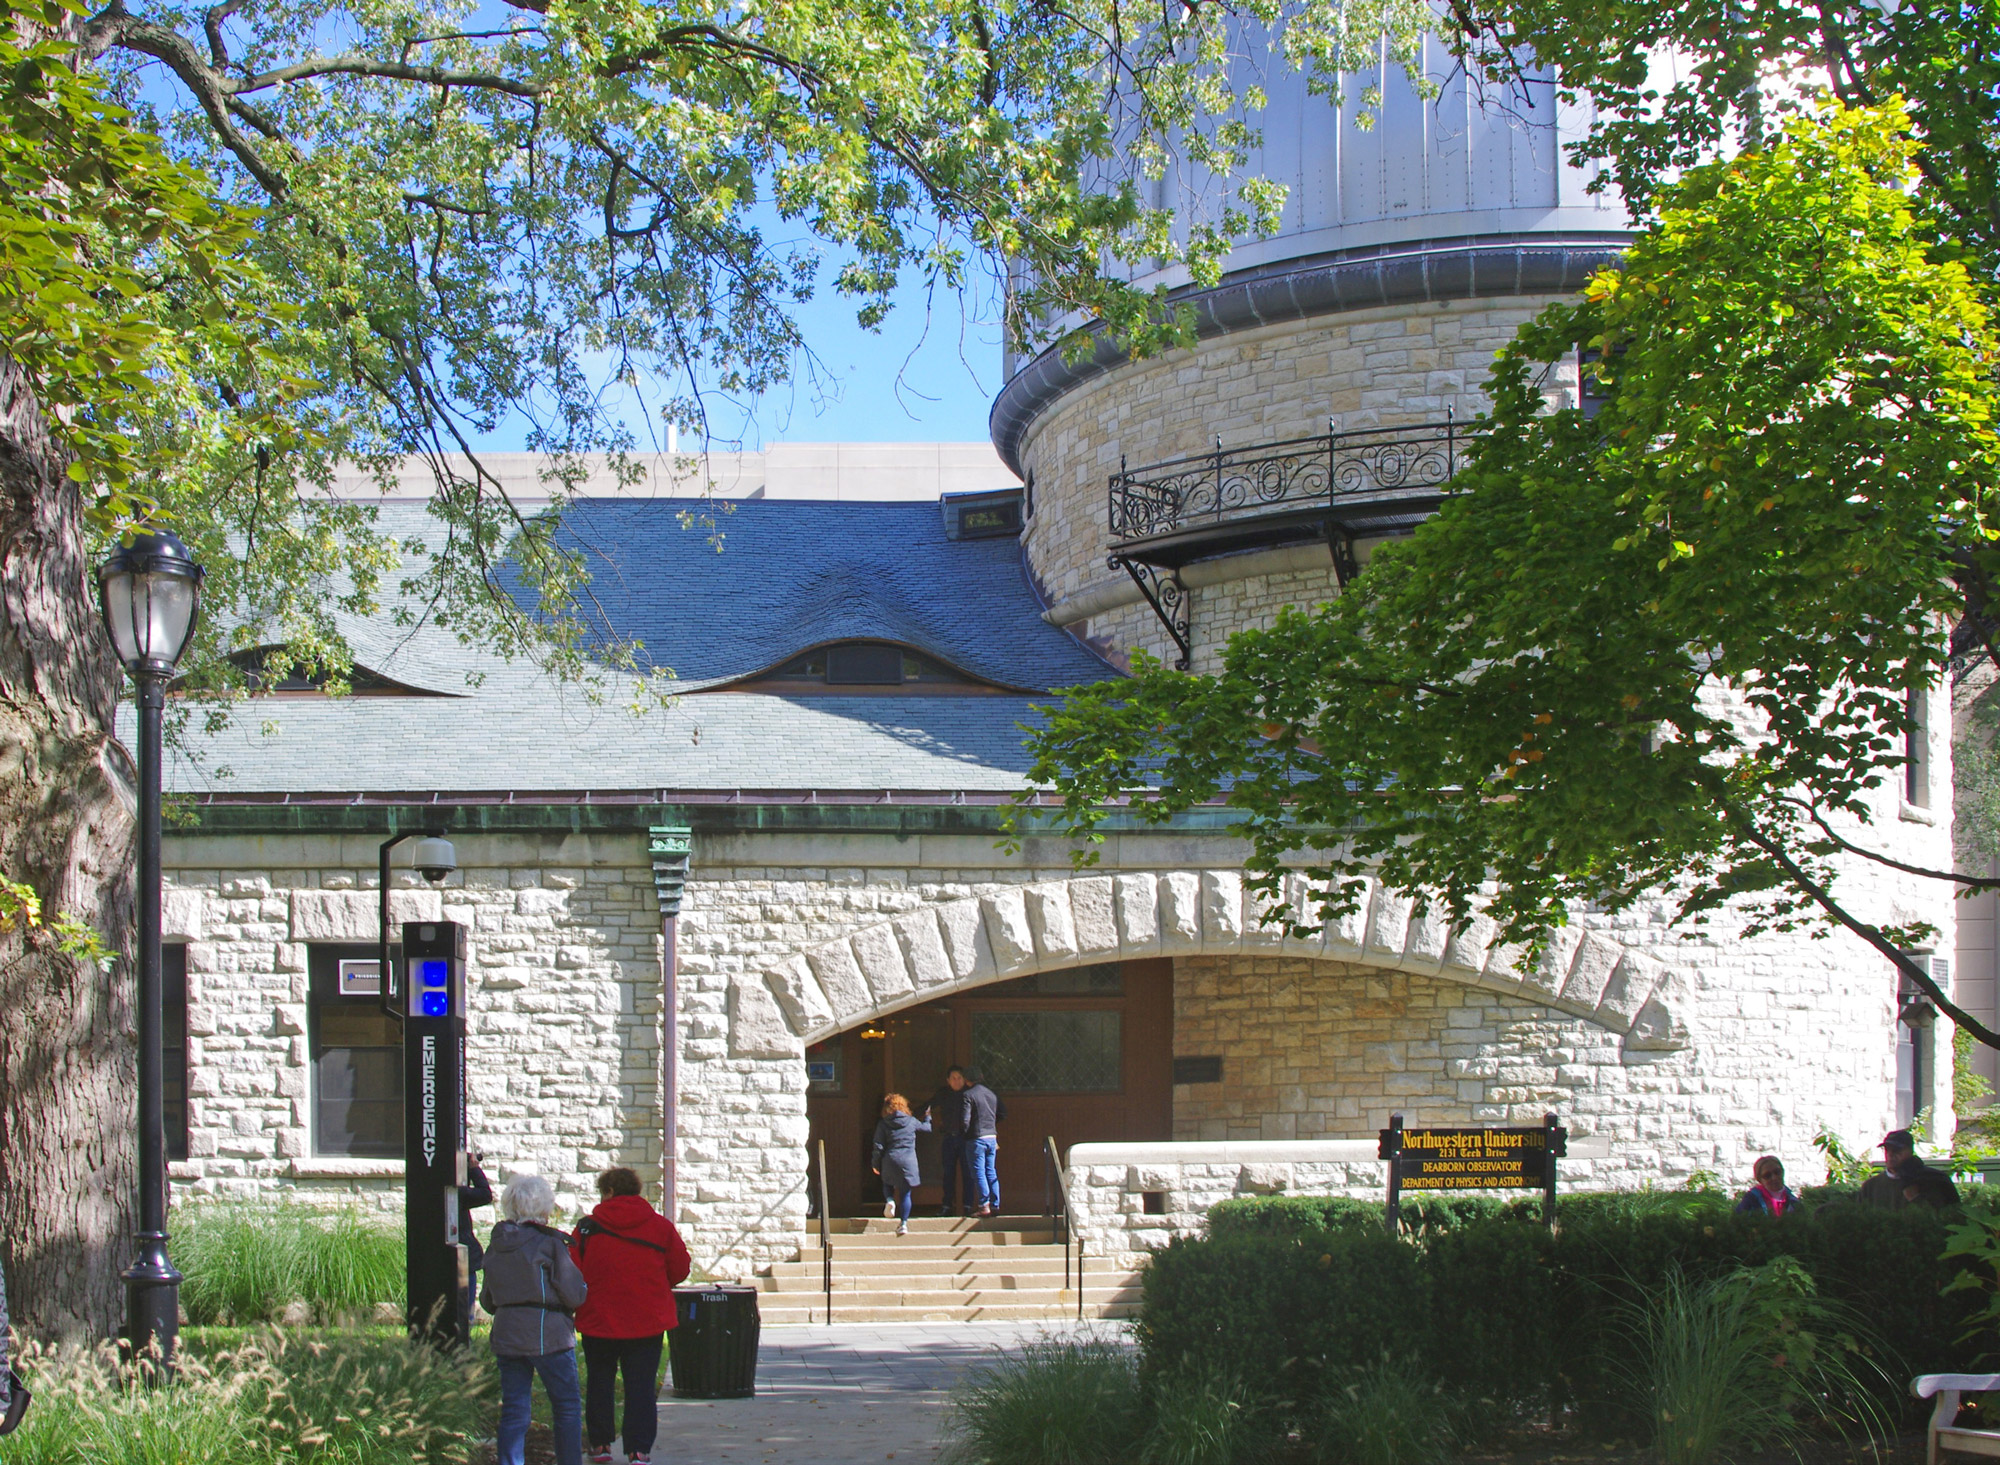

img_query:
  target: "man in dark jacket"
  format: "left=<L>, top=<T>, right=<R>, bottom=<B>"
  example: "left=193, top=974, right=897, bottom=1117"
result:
left=1860, top=1129, right=1961, bottom=1209
left=964, top=1073, right=1006, bottom=1216
left=458, top=1153, right=493, bottom=1337
left=922, top=1067, right=972, bottom=1217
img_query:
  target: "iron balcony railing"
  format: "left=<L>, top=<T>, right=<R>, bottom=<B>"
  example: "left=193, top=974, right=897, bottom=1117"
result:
left=1106, top=415, right=1486, bottom=546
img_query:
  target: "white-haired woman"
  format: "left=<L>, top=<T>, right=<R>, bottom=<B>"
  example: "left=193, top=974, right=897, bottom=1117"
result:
left=480, top=1174, right=588, bottom=1465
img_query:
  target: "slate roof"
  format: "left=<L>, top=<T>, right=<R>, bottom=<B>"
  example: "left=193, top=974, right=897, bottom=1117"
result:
left=157, top=497, right=1118, bottom=796
left=547, top=498, right=1114, bottom=691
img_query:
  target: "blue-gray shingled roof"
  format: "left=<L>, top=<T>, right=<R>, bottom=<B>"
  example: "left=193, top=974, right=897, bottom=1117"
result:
left=549, top=498, right=1116, bottom=690
left=154, top=496, right=1122, bottom=797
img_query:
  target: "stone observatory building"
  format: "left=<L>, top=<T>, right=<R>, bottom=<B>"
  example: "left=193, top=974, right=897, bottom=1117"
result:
left=153, top=44, right=1959, bottom=1323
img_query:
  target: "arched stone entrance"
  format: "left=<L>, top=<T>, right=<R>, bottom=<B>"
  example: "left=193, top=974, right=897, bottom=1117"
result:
left=725, top=869, right=1689, bottom=1058
left=682, top=868, right=1690, bottom=1272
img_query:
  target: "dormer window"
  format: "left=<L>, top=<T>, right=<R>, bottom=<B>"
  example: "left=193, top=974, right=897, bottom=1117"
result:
left=225, top=646, right=429, bottom=696
left=720, top=641, right=1008, bottom=694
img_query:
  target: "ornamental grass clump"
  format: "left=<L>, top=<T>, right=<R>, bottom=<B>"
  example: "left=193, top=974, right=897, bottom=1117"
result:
left=1140, top=1359, right=1268, bottom=1465
left=0, top=1327, right=495, bottom=1465
left=175, top=1203, right=404, bottom=1325
left=1629, top=1258, right=1890, bottom=1465
left=942, top=1337, right=1145, bottom=1465
left=1307, top=1358, right=1458, bottom=1465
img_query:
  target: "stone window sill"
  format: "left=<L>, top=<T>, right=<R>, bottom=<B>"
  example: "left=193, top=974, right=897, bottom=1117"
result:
left=1900, top=801, right=1938, bottom=825
left=286, top=1158, right=404, bottom=1179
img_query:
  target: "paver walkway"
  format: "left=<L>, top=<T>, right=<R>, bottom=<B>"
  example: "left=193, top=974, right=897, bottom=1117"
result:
left=651, top=1320, right=1131, bottom=1464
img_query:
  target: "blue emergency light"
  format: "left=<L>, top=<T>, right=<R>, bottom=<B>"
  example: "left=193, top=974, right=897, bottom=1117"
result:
left=413, top=957, right=453, bottom=1016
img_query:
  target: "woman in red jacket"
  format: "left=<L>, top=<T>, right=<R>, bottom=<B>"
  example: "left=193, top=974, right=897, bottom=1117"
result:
left=568, top=1167, right=692, bottom=1465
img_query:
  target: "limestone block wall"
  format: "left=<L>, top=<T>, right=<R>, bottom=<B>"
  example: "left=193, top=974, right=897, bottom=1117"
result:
left=1015, top=299, right=1573, bottom=669
left=161, top=831, right=661, bottom=1222
left=1065, top=1140, right=1387, bottom=1266
left=160, top=788, right=1950, bottom=1282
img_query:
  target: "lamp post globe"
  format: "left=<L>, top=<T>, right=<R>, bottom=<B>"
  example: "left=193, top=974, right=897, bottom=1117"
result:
left=97, top=529, right=202, bottom=1367
left=97, top=530, right=204, bottom=675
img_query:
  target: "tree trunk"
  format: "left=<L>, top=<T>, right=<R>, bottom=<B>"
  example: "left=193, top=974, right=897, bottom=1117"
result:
left=0, top=347, right=136, bottom=1337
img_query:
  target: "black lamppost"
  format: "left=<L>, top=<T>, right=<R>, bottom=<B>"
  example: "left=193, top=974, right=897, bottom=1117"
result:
left=97, top=530, right=204, bottom=1364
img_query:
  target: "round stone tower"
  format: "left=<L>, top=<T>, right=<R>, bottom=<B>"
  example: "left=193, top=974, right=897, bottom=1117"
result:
left=995, top=36, right=1632, bottom=672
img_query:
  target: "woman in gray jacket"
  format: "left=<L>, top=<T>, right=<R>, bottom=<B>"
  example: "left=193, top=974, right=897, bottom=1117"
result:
left=481, top=1174, right=588, bottom=1465
left=871, top=1093, right=931, bottom=1236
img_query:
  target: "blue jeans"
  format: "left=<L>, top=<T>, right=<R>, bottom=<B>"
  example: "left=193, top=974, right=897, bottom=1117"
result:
left=498, top=1348, right=582, bottom=1465
left=969, top=1136, right=999, bottom=1211
left=939, top=1134, right=970, bottom=1213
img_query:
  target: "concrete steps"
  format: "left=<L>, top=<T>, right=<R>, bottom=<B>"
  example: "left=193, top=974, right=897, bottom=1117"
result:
left=754, top=1215, right=1144, bottom=1326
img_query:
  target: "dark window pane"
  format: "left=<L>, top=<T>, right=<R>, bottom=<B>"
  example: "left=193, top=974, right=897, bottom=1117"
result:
left=314, top=1049, right=404, bottom=1157
left=163, top=943, right=189, bottom=1162
left=982, top=963, right=1122, bottom=997
left=309, top=944, right=404, bottom=1158
left=826, top=644, right=904, bottom=684
left=971, top=1010, right=1121, bottom=1092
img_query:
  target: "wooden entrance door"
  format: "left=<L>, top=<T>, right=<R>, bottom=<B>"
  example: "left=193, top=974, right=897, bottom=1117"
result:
left=806, top=958, right=1172, bottom=1216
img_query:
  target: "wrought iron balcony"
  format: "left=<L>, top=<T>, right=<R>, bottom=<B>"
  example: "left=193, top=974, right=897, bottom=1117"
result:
left=1103, top=416, right=1484, bottom=669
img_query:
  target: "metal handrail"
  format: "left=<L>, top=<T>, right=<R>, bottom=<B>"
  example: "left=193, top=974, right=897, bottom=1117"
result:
left=1107, top=413, right=1482, bottom=544
left=815, top=1138, right=833, bottom=1323
left=1045, top=1135, right=1083, bottom=1319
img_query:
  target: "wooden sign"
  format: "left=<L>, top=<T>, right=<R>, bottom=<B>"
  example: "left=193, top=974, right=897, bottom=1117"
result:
left=1378, top=1113, right=1567, bottom=1228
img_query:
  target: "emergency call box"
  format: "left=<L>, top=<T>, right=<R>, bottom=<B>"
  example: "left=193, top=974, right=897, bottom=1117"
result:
left=403, top=924, right=466, bottom=1018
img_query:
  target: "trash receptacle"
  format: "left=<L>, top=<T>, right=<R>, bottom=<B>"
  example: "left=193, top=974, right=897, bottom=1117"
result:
left=668, top=1285, right=760, bottom=1398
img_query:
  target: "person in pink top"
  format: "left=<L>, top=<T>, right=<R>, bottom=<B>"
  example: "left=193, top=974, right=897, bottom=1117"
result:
left=1733, top=1155, right=1799, bottom=1217
left=568, top=1168, right=691, bottom=1465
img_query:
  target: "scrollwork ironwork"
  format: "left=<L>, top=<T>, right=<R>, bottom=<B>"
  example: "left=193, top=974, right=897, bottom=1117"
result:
left=1107, top=418, right=1479, bottom=547
left=1108, top=554, right=1191, bottom=671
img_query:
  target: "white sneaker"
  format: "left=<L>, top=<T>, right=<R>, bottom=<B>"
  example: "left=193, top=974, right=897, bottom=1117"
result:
left=883, top=1199, right=896, bottom=1218
left=896, top=1221, right=908, bottom=1236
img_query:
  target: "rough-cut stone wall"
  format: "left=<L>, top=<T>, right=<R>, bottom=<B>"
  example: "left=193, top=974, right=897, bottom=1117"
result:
left=161, top=773, right=1953, bottom=1282
left=161, top=831, right=661, bottom=1222
left=1015, top=299, right=1573, bottom=669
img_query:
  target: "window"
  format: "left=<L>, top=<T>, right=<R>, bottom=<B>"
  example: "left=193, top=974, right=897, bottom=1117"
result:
left=971, top=1010, right=1122, bottom=1093
left=983, top=963, right=1123, bottom=998
left=942, top=488, right=1025, bottom=539
left=723, top=642, right=1004, bottom=694
left=164, top=943, right=189, bottom=1162
left=1577, top=342, right=1624, bottom=420
left=308, top=945, right=403, bottom=1158
left=1897, top=954, right=1943, bottom=1127
left=1906, top=687, right=1931, bottom=808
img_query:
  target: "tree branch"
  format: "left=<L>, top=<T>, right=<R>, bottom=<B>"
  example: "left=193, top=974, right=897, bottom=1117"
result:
left=1735, top=817, right=2000, bottom=1051
left=79, top=4, right=290, bottom=196
left=1777, top=795, right=2000, bottom=889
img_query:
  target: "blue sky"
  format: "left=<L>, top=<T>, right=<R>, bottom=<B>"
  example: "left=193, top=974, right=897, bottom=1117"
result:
left=563, top=232, right=1013, bottom=454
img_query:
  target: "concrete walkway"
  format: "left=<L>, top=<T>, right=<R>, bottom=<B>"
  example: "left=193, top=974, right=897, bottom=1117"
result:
left=652, top=1321, right=1131, bottom=1464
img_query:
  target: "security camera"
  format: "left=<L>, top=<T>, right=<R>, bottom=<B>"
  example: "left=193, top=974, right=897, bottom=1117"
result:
left=411, top=836, right=457, bottom=884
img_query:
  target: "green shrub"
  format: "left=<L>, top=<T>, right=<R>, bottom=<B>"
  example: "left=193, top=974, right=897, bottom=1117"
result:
left=175, top=1204, right=404, bottom=1325
left=1207, top=1193, right=1517, bottom=1242
left=1, top=1327, right=493, bottom=1464
left=1307, top=1358, right=1458, bottom=1465
left=1136, top=1230, right=1424, bottom=1404
left=1141, top=1190, right=1981, bottom=1443
left=943, top=1338, right=1145, bottom=1465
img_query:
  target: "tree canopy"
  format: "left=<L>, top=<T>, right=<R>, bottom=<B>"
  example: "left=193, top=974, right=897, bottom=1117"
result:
left=1024, top=100, right=2000, bottom=1046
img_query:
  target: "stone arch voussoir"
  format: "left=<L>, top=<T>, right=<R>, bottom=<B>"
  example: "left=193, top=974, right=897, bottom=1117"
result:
left=724, top=870, right=1691, bottom=1059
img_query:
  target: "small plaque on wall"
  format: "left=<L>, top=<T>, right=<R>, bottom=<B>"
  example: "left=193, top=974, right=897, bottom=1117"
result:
left=337, top=958, right=382, bottom=996
left=1173, top=1055, right=1223, bottom=1085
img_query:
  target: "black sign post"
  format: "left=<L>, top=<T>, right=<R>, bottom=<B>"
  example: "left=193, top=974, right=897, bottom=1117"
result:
left=1378, top=1112, right=1568, bottom=1231
left=403, top=920, right=470, bottom=1348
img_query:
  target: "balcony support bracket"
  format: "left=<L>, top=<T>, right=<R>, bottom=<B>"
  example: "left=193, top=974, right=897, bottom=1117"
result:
left=1108, top=554, right=1192, bottom=671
